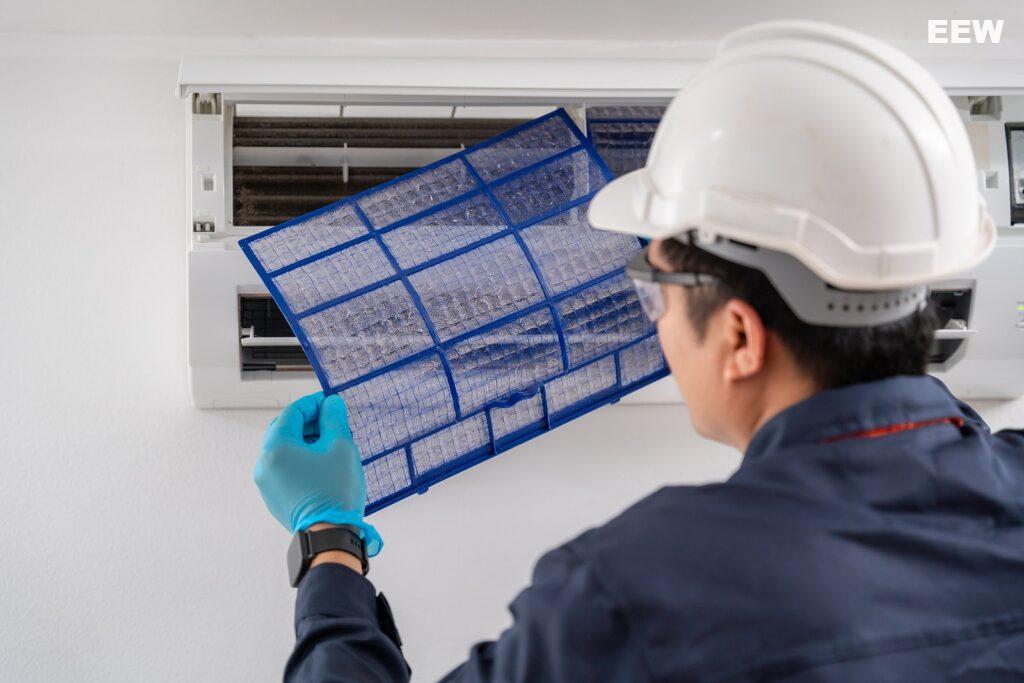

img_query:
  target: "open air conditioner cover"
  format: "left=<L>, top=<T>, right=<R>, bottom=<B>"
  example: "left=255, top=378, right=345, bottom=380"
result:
left=239, top=109, right=668, bottom=511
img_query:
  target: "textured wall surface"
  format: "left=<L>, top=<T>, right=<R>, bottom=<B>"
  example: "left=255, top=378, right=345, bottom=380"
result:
left=1, top=38, right=1022, bottom=683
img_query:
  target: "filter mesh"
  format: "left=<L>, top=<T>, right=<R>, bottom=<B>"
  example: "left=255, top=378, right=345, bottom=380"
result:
left=558, top=275, right=650, bottom=367
left=586, top=105, right=665, bottom=177
left=364, top=450, right=412, bottom=503
left=490, top=394, right=545, bottom=442
left=520, top=204, right=638, bottom=294
left=248, top=203, right=367, bottom=271
left=297, top=281, right=434, bottom=388
left=273, top=239, right=395, bottom=314
left=240, top=110, right=668, bottom=512
left=447, top=309, right=563, bottom=414
left=381, top=193, right=505, bottom=270
left=408, top=235, right=545, bottom=342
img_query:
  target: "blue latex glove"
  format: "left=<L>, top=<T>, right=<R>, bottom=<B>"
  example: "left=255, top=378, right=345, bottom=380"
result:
left=254, top=392, right=382, bottom=556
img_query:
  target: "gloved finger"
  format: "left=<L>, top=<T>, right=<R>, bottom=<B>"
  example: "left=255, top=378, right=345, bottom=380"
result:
left=318, top=393, right=353, bottom=443
left=266, top=392, right=325, bottom=443
left=360, top=522, right=384, bottom=557
left=302, top=418, right=321, bottom=442
left=267, top=401, right=323, bottom=441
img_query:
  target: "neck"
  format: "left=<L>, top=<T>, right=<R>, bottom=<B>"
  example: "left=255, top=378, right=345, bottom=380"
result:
left=733, top=366, right=818, bottom=453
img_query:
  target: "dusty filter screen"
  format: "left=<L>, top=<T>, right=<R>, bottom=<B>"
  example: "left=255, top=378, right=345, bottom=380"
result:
left=240, top=110, right=669, bottom=512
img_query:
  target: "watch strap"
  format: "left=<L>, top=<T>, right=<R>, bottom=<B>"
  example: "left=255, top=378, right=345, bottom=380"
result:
left=306, top=526, right=369, bottom=575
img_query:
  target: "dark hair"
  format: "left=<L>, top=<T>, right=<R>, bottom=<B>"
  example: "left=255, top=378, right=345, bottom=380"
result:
left=659, top=237, right=937, bottom=390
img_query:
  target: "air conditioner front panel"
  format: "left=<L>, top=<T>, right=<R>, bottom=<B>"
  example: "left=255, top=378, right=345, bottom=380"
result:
left=176, top=56, right=699, bottom=101
left=182, top=59, right=1024, bottom=407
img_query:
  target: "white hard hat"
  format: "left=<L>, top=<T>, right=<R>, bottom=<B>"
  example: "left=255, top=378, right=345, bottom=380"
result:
left=589, top=21, right=996, bottom=326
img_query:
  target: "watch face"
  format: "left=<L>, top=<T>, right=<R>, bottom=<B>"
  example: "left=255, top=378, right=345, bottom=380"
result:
left=287, top=533, right=308, bottom=587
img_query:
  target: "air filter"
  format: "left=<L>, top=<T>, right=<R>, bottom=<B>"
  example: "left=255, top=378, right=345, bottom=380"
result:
left=240, top=110, right=668, bottom=512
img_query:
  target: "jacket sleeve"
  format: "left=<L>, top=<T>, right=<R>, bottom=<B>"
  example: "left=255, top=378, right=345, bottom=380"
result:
left=286, top=564, right=409, bottom=683
left=440, top=542, right=646, bottom=682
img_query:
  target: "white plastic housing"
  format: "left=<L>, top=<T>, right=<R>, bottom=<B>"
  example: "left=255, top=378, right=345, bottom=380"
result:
left=180, top=57, right=1024, bottom=408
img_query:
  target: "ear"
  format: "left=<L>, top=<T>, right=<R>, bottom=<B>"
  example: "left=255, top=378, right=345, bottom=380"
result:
left=720, top=298, right=767, bottom=383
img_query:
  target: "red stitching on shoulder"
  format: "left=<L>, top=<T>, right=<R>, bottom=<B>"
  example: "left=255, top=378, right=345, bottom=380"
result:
left=822, top=417, right=964, bottom=444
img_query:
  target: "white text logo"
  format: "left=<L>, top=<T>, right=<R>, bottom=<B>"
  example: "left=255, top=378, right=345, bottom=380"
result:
left=928, top=19, right=1004, bottom=44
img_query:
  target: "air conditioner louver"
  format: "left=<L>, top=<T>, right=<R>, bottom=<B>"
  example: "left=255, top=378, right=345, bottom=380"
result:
left=233, top=116, right=522, bottom=148
left=234, top=166, right=417, bottom=226
left=232, top=116, right=527, bottom=226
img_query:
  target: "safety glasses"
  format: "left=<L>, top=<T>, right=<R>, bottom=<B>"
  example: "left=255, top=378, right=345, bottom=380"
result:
left=625, top=248, right=720, bottom=322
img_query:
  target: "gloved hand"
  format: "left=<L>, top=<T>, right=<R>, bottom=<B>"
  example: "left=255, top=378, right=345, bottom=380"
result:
left=254, top=391, right=382, bottom=556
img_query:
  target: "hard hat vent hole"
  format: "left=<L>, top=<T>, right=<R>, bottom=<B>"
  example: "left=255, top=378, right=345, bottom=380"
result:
left=726, top=237, right=757, bottom=251
left=827, top=303, right=835, bottom=310
left=842, top=304, right=850, bottom=312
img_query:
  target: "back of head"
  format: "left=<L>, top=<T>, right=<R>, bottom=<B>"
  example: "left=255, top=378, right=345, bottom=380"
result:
left=657, top=236, right=936, bottom=390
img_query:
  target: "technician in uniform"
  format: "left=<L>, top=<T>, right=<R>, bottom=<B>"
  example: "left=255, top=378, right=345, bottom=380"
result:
left=253, top=21, right=1024, bottom=682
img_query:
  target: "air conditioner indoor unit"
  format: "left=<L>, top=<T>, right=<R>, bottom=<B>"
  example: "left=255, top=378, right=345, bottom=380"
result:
left=178, top=56, right=1024, bottom=408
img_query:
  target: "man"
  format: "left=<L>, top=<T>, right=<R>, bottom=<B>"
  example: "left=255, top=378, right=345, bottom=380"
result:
left=254, top=22, right=1024, bottom=681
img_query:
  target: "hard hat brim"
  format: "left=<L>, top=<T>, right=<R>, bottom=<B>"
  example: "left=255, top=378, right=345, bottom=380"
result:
left=588, top=169, right=677, bottom=240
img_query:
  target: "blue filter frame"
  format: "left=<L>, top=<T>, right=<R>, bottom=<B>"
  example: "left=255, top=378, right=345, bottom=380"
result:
left=239, top=109, right=669, bottom=513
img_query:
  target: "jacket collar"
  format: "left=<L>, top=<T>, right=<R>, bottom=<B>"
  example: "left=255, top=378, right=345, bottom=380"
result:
left=744, top=375, right=966, bottom=462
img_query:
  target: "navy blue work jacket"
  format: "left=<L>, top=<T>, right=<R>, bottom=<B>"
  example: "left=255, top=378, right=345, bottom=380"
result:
left=286, top=376, right=1024, bottom=681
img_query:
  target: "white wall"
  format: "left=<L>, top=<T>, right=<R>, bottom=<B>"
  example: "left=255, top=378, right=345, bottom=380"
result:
left=2, top=34, right=1023, bottom=683
left=0, top=46, right=735, bottom=682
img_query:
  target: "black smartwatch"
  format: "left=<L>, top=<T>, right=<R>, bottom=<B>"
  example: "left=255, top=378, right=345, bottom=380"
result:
left=288, top=525, right=368, bottom=587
